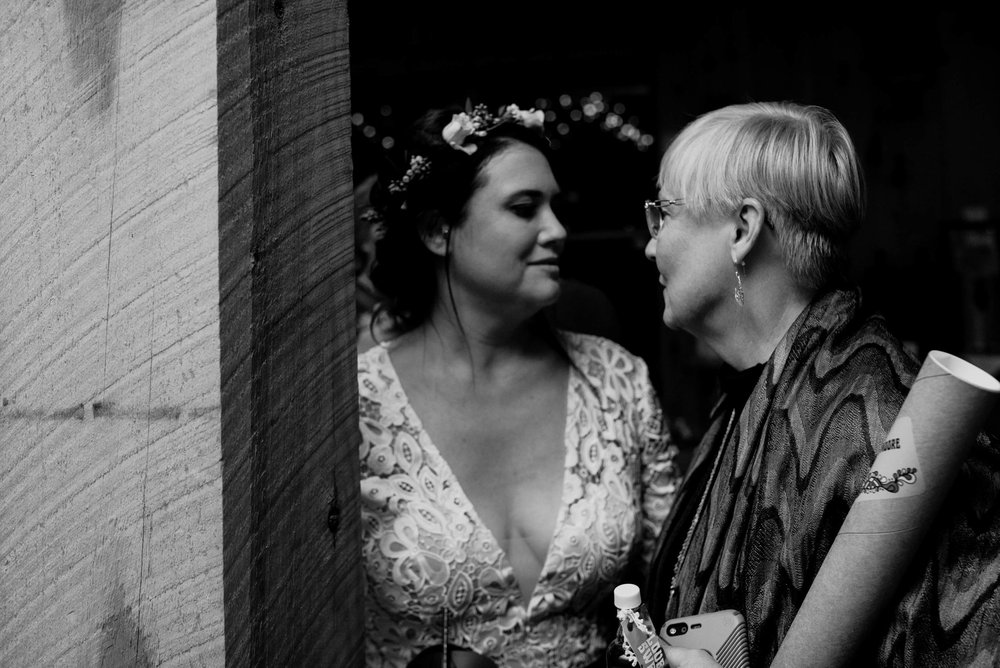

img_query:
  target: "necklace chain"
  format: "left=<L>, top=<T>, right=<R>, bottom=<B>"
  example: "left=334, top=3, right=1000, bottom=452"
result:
left=668, top=407, right=739, bottom=606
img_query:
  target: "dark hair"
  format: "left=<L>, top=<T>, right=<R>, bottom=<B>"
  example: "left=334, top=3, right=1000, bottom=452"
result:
left=368, top=105, right=552, bottom=337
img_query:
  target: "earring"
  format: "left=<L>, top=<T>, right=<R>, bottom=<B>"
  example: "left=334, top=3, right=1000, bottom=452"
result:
left=734, top=262, right=745, bottom=306
left=441, top=225, right=450, bottom=239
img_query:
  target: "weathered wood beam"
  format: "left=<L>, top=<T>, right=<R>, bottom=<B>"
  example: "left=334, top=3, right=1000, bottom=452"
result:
left=216, top=0, right=362, bottom=665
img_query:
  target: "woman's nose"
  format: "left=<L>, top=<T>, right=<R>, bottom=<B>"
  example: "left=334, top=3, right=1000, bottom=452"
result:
left=541, top=208, right=567, bottom=246
left=644, top=235, right=657, bottom=260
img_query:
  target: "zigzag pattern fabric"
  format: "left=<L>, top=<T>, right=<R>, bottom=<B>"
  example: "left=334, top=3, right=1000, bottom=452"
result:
left=648, top=288, right=1000, bottom=666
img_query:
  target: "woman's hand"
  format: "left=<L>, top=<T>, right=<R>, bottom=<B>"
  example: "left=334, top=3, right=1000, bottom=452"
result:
left=658, top=640, right=723, bottom=668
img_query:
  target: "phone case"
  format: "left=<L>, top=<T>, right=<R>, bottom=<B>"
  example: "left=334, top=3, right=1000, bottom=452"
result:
left=659, top=609, right=750, bottom=668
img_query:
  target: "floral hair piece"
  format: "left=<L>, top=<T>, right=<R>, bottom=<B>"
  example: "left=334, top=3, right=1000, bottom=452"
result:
left=388, top=154, right=431, bottom=196
left=442, top=103, right=545, bottom=155
left=383, top=103, right=545, bottom=204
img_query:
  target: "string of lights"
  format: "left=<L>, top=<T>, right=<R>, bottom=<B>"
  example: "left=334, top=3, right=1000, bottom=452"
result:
left=351, top=91, right=657, bottom=154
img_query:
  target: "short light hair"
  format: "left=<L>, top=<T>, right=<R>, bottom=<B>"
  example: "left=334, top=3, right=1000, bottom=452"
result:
left=658, top=101, right=864, bottom=290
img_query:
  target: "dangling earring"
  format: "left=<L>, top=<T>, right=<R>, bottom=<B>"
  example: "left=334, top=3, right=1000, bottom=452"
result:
left=734, top=261, right=745, bottom=306
left=441, top=225, right=450, bottom=240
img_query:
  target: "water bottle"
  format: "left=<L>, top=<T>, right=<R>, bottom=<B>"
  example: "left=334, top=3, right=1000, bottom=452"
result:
left=609, top=583, right=667, bottom=668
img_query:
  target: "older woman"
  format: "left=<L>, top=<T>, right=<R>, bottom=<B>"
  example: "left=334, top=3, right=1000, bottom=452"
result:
left=640, top=101, right=1000, bottom=667
left=357, top=102, right=680, bottom=668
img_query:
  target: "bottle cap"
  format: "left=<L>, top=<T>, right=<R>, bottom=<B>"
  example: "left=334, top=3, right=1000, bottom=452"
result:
left=614, top=583, right=642, bottom=609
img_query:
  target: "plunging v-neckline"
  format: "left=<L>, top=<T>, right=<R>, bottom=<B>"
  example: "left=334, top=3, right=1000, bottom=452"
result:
left=379, top=345, right=575, bottom=610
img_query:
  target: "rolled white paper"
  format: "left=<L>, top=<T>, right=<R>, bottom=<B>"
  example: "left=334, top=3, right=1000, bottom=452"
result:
left=771, top=351, right=1000, bottom=668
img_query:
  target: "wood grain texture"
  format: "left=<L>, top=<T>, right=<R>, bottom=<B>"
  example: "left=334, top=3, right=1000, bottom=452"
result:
left=0, top=0, right=224, bottom=666
left=216, top=0, right=362, bottom=665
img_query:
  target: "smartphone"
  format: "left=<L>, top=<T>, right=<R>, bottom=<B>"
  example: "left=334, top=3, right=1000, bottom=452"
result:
left=659, top=609, right=750, bottom=668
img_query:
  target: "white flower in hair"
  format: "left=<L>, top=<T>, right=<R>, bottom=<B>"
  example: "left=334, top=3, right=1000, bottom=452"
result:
left=388, top=154, right=431, bottom=195
left=442, top=102, right=546, bottom=155
left=516, top=108, right=545, bottom=128
left=499, top=103, right=544, bottom=129
left=442, top=112, right=479, bottom=155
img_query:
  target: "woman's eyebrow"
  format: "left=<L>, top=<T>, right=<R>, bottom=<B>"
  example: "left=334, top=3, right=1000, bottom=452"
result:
left=502, top=187, right=560, bottom=201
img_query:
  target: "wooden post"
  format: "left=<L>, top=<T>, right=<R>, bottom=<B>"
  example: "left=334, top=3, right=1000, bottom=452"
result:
left=216, top=0, right=362, bottom=665
left=0, top=0, right=361, bottom=664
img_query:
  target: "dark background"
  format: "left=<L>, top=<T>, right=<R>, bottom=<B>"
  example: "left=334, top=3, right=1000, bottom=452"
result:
left=348, top=5, right=1000, bottom=441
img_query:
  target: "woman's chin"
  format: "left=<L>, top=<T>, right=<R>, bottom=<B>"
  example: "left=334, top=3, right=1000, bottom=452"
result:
left=538, top=288, right=562, bottom=310
left=534, top=278, right=562, bottom=304
left=660, top=303, right=685, bottom=331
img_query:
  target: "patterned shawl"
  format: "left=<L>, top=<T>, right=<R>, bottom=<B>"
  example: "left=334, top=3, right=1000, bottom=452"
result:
left=646, top=288, right=1000, bottom=666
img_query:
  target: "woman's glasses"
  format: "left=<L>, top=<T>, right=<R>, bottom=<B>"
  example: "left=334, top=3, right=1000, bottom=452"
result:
left=643, top=198, right=684, bottom=237
left=644, top=199, right=775, bottom=237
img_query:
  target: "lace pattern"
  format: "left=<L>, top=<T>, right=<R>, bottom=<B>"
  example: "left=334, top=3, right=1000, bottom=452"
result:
left=358, top=332, right=680, bottom=667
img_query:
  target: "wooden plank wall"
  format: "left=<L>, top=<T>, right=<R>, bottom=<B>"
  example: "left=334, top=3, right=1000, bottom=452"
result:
left=216, top=0, right=362, bottom=665
left=0, top=0, right=225, bottom=665
left=1, top=0, right=361, bottom=665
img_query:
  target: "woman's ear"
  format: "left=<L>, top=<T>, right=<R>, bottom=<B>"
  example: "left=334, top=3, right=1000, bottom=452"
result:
left=730, top=197, right=766, bottom=264
left=420, top=223, right=451, bottom=257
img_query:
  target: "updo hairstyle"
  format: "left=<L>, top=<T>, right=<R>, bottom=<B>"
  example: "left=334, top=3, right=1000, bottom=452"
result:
left=368, top=105, right=551, bottom=337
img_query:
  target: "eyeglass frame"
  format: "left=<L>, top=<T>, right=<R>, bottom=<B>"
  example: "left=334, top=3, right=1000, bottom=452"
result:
left=644, top=198, right=775, bottom=237
left=644, top=198, right=684, bottom=238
